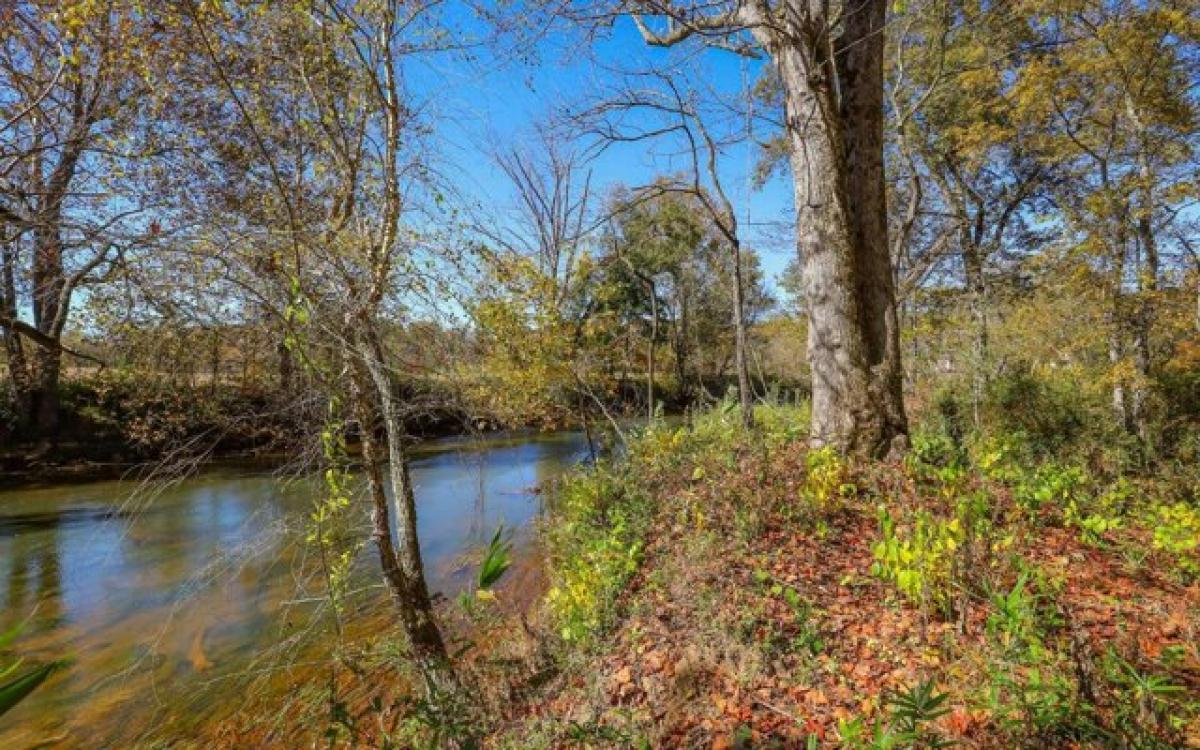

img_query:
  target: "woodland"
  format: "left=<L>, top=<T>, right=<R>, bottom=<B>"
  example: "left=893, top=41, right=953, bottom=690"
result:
left=0, top=0, right=1198, bottom=748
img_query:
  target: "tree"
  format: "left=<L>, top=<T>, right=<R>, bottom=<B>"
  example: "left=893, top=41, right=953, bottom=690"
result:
left=601, top=184, right=773, bottom=416
left=626, top=0, right=908, bottom=456
left=175, top=0, right=466, bottom=704
left=468, top=132, right=609, bottom=429
left=574, top=71, right=760, bottom=427
left=1013, top=0, right=1198, bottom=447
left=604, top=188, right=705, bottom=407
left=888, top=0, right=1049, bottom=422
left=0, top=1, right=161, bottom=436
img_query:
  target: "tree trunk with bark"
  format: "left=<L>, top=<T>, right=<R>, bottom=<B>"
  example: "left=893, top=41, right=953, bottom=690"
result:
left=961, top=239, right=989, bottom=427
left=731, top=238, right=754, bottom=429
left=1, top=238, right=33, bottom=433
left=631, top=0, right=910, bottom=456
left=774, top=0, right=908, bottom=457
left=647, top=277, right=658, bottom=420
left=350, top=328, right=458, bottom=699
left=672, top=284, right=691, bottom=404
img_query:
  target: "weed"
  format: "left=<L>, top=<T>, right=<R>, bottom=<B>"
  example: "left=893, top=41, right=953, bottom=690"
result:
left=871, top=506, right=962, bottom=618
left=986, top=571, right=1040, bottom=651
left=837, top=679, right=955, bottom=749
left=1104, top=651, right=1188, bottom=744
left=1065, top=479, right=1132, bottom=546
left=802, top=446, right=856, bottom=516
left=1149, top=502, right=1200, bottom=580
left=545, top=466, right=650, bottom=643
left=1014, top=463, right=1086, bottom=518
left=885, top=678, right=955, bottom=748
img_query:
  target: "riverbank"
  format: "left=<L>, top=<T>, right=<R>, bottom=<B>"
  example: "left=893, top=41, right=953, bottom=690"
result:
left=0, top=369, right=670, bottom=489
left=92, top=403, right=1200, bottom=747
left=487, top=406, right=1200, bottom=748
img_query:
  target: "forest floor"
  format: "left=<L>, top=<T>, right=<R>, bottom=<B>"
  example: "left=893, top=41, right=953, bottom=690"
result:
left=490, top=409, right=1200, bottom=749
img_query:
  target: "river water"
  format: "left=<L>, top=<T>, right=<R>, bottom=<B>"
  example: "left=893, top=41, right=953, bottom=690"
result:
left=0, top=430, right=588, bottom=747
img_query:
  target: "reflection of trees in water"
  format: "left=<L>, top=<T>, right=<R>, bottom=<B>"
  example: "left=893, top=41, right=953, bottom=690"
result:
left=0, top=435, right=590, bottom=745
left=3, top=527, right=63, bottom=628
left=534, top=437, right=572, bottom=491
left=470, top=441, right=488, bottom=544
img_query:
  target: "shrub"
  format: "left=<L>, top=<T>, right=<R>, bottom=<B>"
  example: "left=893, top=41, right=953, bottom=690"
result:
left=983, top=364, right=1089, bottom=456
left=970, top=430, right=1034, bottom=484
left=905, top=428, right=965, bottom=483
left=1149, top=502, right=1200, bottom=580
left=544, top=467, right=650, bottom=643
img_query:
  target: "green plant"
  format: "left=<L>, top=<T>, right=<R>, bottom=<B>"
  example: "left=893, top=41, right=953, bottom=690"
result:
left=545, top=466, right=650, bottom=643
left=392, top=688, right=481, bottom=749
left=307, top=408, right=363, bottom=633
left=478, top=525, right=513, bottom=591
left=1065, top=479, right=1132, bottom=546
left=1014, top=463, right=1086, bottom=516
left=906, top=429, right=964, bottom=482
left=0, top=623, right=60, bottom=719
left=871, top=506, right=962, bottom=617
left=821, top=680, right=955, bottom=749
left=986, top=571, right=1040, bottom=650
left=984, top=652, right=1081, bottom=738
left=1147, top=501, right=1200, bottom=581
left=970, top=431, right=1032, bottom=484
left=1105, top=652, right=1187, bottom=741
left=982, top=366, right=1088, bottom=455
left=781, top=585, right=824, bottom=655
left=798, top=446, right=855, bottom=521
left=884, top=678, right=955, bottom=748
left=836, top=716, right=905, bottom=750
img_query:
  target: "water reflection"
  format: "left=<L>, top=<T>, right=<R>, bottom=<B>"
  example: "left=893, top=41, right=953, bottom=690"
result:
left=0, top=430, right=586, bottom=747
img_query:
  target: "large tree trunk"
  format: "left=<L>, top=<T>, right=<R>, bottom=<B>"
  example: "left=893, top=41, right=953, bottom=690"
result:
left=27, top=226, right=68, bottom=437
left=776, top=0, right=908, bottom=457
left=29, top=346, right=62, bottom=437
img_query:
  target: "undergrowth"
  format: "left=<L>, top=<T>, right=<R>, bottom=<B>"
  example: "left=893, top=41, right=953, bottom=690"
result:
left=509, top=396, right=1200, bottom=748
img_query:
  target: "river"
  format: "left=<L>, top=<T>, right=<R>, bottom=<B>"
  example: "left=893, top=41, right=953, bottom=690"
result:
left=0, top=430, right=588, bottom=748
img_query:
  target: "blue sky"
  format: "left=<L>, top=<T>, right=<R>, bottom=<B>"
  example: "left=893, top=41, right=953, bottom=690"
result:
left=409, top=9, right=798, bottom=292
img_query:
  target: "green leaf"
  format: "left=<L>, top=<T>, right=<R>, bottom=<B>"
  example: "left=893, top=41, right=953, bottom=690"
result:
left=0, top=662, right=58, bottom=718
left=0, top=622, right=24, bottom=651
left=477, top=525, right=513, bottom=590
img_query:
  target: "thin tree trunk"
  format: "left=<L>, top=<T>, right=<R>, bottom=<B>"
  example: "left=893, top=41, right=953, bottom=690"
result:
left=209, top=328, right=221, bottom=394
left=962, top=240, right=988, bottom=427
left=277, top=337, right=294, bottom=392
left=1107, top=238, right=1133, bottom=433
left=1130, top=143, right=1159, bottom=450
left=673, top=284, right=691, bottom=404
left=1108, top=328, right=1132, bottom=433
left=731, top=238, right=754, bottom=429
left=351, top=330, right=457, bottom=698
left=647, top=278, right=657, bottom=420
